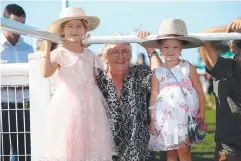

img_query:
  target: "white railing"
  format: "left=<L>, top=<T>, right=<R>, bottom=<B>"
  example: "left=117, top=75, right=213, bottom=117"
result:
left=1, top=63, right=30, bottom=161
left=1, top=63, right=29, bottom=86
left=0, top=52, right=52, bottom=161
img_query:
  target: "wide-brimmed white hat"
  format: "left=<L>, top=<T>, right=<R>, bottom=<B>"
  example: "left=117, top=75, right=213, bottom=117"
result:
left=141, top=18, right=204, bottom=49
left=48, top=7, right=100, bottom=34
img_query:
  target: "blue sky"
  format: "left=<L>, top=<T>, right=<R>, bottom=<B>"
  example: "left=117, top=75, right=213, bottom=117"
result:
left=1, top=0, right=241, bottom=65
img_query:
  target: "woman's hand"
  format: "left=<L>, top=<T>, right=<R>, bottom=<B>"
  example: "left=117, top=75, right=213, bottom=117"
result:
left=137, top=31, right=155, bottom=56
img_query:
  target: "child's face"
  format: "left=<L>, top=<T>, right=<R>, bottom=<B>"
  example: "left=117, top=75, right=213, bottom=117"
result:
left=62, top=19, right=87, bottom=43
left=159, top=39, right=183, bottom=63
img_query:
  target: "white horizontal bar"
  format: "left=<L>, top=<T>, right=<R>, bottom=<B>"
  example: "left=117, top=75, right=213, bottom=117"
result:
left=0, top=132, right=30, bottom=134
left=0, top=63, right=29, bottom=76
left=1, top=17, right=64, bottom=43
left=189, top=32, right=241, bottom=41
left=1, top=76, right=29, bottom=86
left=1, top=17, right=241, bottom=44
left=1, top=63, right=29, bottom=85
left=83, top=33, right=241, bottom=44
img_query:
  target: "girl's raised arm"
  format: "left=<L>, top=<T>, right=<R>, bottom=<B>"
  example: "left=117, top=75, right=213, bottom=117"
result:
left=40, top=40, right=59, bottom=78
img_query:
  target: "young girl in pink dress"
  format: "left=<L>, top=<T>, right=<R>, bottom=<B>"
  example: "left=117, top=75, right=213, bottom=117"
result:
left=141, top=18, right=206, bottom=161
left=39, top=7, right=114, bottom=161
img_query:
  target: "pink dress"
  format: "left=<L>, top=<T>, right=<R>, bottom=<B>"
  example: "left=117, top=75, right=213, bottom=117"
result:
left=148, top=60, right=199, bottom=151
left=39, top=47, right=115, bottom=161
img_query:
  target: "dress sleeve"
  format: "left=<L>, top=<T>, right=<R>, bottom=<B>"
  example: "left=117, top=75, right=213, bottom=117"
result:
left=154, top=67, right=165, bottom=82
left=50, top=48, right=78, bottom=67
left=94, top=55, right=105, bottom=70
left=50, top=48, right=61, bottom=65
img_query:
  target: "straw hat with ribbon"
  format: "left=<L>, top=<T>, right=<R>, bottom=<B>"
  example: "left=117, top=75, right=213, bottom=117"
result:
left=48, top=7, right=100, bottom=34
left=39, top=8, right=100, bottom=51
left=141, top=18, right=204, bottom=49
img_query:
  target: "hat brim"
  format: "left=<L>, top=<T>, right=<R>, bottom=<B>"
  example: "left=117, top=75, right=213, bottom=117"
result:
left=48, top=16, right=100, bottom=34
left=141, top=36, right=204, bottom=49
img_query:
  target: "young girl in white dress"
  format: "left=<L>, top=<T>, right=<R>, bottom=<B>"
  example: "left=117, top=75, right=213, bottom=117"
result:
left=141, top=18, right=206, bottom=161
left=38, top=7, right=114, bottom=161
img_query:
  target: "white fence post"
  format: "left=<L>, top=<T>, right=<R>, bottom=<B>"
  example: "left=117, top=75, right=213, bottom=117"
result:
left=1, top=63, right=30, bottom=160
left=28, top=52, right=51, bottom=160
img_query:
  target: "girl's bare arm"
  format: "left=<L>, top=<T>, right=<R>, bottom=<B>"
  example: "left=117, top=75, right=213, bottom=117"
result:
left=149, top=72, right=159, bottom=119
left=40, top=41, right=59, bottom=78
left=189, top=63, right=205, bottom=120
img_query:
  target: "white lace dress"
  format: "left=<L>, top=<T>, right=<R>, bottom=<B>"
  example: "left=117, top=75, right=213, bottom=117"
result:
left=148, top=60, right=199, bottom=151
left=37, top=47, right=115, bottom=161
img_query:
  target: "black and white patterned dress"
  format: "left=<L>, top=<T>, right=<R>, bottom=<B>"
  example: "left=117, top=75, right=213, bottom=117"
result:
left=96, top=65, right=152, bottom=161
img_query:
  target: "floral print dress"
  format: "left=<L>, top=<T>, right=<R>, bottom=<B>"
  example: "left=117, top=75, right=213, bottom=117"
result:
left=148, top=60, right=199, bottom=151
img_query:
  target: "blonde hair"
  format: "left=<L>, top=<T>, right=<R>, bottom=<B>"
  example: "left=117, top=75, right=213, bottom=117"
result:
left=101, top=32, right=132, bottom=60
left=101, top=43, right=132, bottom=71
left=101, top=43, right=132, bottom=60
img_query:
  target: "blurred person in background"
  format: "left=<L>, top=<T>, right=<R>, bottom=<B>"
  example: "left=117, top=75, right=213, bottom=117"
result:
left=0, top=4, right=32, bottom=161
left=0, top=4, right=33, bottom=63
left=200, top=17, right=241, bottom=161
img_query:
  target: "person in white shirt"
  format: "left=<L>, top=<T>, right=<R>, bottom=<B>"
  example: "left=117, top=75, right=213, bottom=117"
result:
left=0, top=35, right=33, bottom=63
left=0, top=6, right=33, bottom=63
left=0, top=4, right=32, bottom=161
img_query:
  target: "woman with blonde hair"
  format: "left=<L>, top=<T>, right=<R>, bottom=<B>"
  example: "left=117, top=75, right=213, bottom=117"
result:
left=96, top=32, right=163, bottom=160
